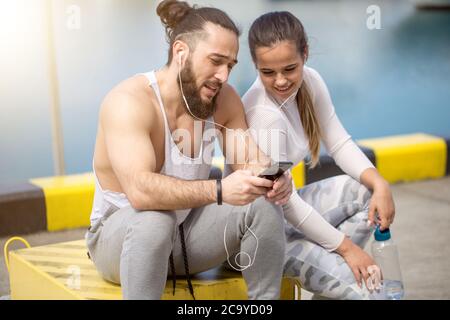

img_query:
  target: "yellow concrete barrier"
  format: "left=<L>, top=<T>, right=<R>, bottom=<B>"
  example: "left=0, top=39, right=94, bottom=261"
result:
left=31, top=174, right=94, bottom=231
left=358, top=133, right=447, bottom=183
left=291, top=161, right=305, bottom=189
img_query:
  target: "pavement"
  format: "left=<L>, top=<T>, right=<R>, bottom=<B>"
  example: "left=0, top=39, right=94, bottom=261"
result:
left=1, top=176, right=449, bottom=300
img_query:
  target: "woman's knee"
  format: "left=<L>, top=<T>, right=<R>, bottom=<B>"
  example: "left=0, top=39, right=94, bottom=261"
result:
left=334, top=175, right=372, bottom=209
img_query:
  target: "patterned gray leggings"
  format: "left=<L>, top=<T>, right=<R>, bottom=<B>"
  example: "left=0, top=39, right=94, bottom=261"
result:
left=283, top=174, right=376, bottom=300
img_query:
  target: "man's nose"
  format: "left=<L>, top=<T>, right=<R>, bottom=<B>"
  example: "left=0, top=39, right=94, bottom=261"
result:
left=215, top=66, right=229, bottom=84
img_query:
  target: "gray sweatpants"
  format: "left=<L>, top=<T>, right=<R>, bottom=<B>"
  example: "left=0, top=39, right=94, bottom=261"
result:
left=85, top=196, right=285, bottom=300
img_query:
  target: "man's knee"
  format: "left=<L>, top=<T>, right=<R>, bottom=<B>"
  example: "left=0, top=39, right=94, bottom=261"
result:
left=126, top=210, right=177, bottom=248
left=247, top=197, right=284, bottom=234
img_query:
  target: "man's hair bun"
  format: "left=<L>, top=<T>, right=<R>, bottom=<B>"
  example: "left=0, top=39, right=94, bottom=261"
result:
left=157, top=0, right=193, bottom=33
left=156, top=0, right=240, bottom=65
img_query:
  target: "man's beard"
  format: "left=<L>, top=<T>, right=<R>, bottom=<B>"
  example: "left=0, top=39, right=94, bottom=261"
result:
left=178, top=59, right=219, bottom=120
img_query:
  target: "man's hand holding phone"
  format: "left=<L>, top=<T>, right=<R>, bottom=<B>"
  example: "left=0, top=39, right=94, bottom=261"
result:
left=221, top=170, right=274, bottom=206
left=222, top=162, right=294, bottom=206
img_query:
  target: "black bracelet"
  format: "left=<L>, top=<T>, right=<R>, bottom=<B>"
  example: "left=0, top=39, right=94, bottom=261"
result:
left=216, top=179, right=222, bottom=205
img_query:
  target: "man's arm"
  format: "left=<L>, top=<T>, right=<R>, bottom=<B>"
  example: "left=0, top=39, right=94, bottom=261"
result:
left=216, top=85, right=271, bottom=175
left=101, top=92, right=216, bottom=211
left=215, top=85, right=293, bottom=206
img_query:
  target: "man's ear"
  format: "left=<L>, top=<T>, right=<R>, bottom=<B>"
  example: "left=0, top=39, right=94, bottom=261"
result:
left=173, top=40, right=189, bottom=66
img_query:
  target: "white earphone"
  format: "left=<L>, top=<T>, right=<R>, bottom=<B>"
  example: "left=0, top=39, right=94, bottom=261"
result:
left=175, top=48, right=259, bottom=271
left=175, top=48, right=297, bottom=272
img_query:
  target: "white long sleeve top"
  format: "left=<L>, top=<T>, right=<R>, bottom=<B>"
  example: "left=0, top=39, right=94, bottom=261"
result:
left=242, top=66, right=375, bottom=251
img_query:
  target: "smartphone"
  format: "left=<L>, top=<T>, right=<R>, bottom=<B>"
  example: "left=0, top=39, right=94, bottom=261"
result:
left=257, top=161, right=293, bottom=181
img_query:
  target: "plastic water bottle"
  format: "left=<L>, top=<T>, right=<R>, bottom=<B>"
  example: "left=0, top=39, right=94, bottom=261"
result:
left=371, top=226, right=405, bottom=300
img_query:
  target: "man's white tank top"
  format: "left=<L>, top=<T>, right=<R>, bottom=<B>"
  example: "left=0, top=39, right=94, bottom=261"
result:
left=90, top=70, right=215, bottom=226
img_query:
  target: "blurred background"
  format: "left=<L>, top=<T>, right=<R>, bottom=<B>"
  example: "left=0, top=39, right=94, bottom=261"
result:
left=1, top=0, right=449, bottom=183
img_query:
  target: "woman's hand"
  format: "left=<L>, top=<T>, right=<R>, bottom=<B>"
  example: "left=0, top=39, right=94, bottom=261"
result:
left=265, top=171, right=293, bottom=205
left=368, top=180, right=396, bottom=231
left=335, top=237, right=381, bottom=292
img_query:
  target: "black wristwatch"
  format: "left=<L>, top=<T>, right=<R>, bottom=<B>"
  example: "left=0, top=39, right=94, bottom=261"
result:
left=216, top=179, right=222, bottom=205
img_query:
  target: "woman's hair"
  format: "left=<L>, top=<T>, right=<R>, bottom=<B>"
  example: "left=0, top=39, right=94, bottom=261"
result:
left=248, top=11, right=322, bottom=168
left=157, top=0, right=240, bottom=65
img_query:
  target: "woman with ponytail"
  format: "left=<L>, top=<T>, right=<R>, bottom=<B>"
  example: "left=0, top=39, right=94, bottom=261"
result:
left=243, top=11, right=396, bottom=299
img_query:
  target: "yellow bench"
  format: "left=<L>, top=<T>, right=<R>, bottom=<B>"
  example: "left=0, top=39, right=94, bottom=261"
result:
left=8, top=240, right=300, bottom=300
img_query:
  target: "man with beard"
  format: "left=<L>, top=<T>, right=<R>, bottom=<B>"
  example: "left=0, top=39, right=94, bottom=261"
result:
left=85, top=0, right=293, bottom=300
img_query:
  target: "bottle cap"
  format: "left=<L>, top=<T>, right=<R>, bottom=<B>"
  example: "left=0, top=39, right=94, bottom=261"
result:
left=374, top=225, right=391, bottom=241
